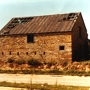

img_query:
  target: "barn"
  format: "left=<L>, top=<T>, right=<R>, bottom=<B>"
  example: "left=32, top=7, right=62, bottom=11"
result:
left=0, top=12, right=88, bottom=63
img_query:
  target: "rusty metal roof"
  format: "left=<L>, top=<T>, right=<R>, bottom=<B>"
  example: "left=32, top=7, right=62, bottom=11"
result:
left=0, top=12, right=80, bottom=35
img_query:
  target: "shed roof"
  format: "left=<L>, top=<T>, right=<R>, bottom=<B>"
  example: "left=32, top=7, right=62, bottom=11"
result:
left=0, top=12, right=80, bottom=35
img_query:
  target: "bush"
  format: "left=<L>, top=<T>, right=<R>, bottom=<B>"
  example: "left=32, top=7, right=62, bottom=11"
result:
left=62, top=62, right=68, bottom=67
left=8, top=58, right=14, bottom=63
left=47, top=69, right=63, bottom=75
left=47, top=61, right=56, bottom=67
left=15, top=60, right=26, bottom=65
left=27, top=58, right=42, bottom=67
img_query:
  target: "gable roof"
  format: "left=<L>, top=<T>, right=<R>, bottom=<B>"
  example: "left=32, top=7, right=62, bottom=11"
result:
left=0, top=12, right=80, bottom=35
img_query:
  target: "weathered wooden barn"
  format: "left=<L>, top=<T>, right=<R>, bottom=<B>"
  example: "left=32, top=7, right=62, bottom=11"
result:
left=0, top=12, right=88, bottom=63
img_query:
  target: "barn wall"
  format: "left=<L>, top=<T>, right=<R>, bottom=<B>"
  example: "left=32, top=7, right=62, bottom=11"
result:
left=72, top=13, right=88, bottom=61
left=0, top=33, right=72, bottom=63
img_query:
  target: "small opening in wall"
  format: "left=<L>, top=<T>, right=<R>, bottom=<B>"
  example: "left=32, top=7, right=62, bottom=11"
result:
left=26, top=52, right=28, bottom=55
left=43, top=52, right=45, bottom=55
left=9, top=52, right=12, bottom=55
left=35, top=52, right=36, bottom=55
left=59, top=46, right=65, bottom=50
left=17, top=52, right=19, bottom=55
left=2, top=52, right=4, bottom=55
left=27, top=34, right=34, bottom=43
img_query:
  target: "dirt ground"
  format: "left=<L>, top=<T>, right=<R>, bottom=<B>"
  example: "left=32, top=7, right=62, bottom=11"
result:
left=0, top=87, right=26, bottom=90
left=0, top=74, right=90, bottom=86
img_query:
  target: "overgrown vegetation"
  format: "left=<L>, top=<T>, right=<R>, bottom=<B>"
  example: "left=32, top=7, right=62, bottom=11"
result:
left=27, top=58, right=42, bottom=67
left=0, top=69, right=90, bottom=76
left=81, top=60, right=90, bottom=65
left=0, top=81, right=89, bottom=90
left=4, top=57, right=90, bottom=76
left=8, top=58, right=14, bottom=63
left=15, top=59, right=26, bottom=65
left=8, top=58, right=42, bottom=66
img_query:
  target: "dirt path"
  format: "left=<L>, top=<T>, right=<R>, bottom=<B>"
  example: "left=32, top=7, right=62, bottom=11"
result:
left=0, top=74, right=90, bottom=86
left=0, top=87, right=26, bottom=90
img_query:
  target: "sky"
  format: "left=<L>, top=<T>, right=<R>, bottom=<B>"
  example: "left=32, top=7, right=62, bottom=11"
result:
left=0, top=0, right=90, bottom=38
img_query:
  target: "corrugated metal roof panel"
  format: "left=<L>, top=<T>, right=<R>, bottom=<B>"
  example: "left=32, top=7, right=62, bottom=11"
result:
left=65, top=21, right=74, bottom=31
left=0, top=12, right=80, bottom=35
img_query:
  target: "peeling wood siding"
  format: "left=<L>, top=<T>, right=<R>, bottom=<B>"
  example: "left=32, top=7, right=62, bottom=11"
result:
left=0, top=33, right=72, bottom=63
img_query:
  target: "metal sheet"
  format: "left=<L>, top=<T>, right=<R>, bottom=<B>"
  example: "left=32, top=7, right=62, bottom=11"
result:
left=0, top=12, right=80, bottom=35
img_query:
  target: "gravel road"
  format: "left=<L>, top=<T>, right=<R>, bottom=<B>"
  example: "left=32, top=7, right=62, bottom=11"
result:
left=0, top=74, right=90, bottom=86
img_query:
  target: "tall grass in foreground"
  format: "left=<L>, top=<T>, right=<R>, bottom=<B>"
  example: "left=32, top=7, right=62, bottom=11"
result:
left=0, top=81, right=89, bottom=90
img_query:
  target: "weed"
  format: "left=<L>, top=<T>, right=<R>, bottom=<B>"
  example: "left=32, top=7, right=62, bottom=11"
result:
left=8, top=58, right=14, bottom=63
left=15, top=60, right=26, bottom=65
left=27, top=58, right=42, bottom=67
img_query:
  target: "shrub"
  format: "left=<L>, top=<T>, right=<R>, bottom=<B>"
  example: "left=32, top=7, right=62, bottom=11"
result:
left=62, top=62, right=68, bottom=67
left=27, top=58, right=42, bottom=67
left=48, top=69, right=62, bottom=75
left=8, top=58, right=14, bottom=63
left=47, top=61, right=56, bottom=67
left=15, top=60, right=26, bottom=65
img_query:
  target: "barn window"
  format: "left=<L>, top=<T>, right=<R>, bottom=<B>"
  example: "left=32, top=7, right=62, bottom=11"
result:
left=59, top=46, right=65, bottom=50
left=78, top=26, right=81, bottom=38
left=27, top=34, right=34, bottom=43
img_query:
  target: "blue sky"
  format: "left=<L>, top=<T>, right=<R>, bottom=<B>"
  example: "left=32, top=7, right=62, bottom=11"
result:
left=0, top=0, right=90, bottom=38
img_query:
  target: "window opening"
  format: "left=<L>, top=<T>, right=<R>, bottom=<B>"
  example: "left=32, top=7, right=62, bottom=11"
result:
left=59, top=46, right=65, bottom=50
left=27, top=34, right=34, bottom=43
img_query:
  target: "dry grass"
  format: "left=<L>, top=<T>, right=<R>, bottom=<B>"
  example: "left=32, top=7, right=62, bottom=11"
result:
left=0, top=81, right=89, bottom=90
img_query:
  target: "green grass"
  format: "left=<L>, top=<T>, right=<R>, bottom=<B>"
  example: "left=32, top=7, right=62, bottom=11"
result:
left=0, top=81, right=89, bottom=90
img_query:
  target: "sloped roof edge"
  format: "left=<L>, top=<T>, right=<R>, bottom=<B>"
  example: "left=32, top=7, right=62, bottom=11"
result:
left=0, top=12, right=81, bottom=35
